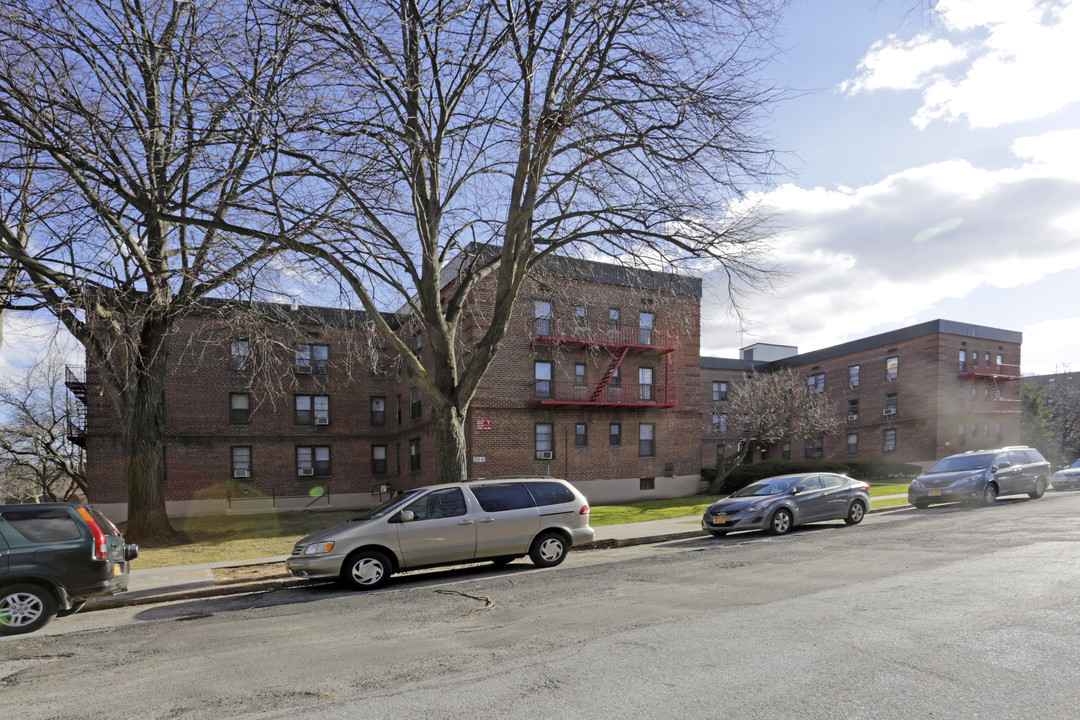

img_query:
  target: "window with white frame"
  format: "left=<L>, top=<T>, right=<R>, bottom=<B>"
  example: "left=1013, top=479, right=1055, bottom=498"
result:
left=638, top=423, right=655, bottom=457
left=297, top=446, right=330, bottom=476
left=639, top=367, right=654, bottom=401
left=575, top=363, right=587, bottom=386
left=229, top=340, right=250, bottom=373
left=295, top=395, right=329, bottom=425
left=886, top=356, right=898, bottom=380
left=534, top=300, right=552, bottom=335
left=372, top=445, right=388, bottom=475
left=883, top=428, right=897, bottom=452
left=638, top=311, right=654, bottom=344
left=575, top=423, right=588, bottom=447
left=847, top=433, right=858, bottom=455
left=535, top=361, right=552, bottom=399
left=231, top=446, right=252, bottom=478
left=610, top=423, right=621, bottom=446
left=807, top=373, right=825, bottom=392
left=230, top=393, right=250, bottom=425
left=536, top=423, right=554, bottom=459
left=848, top=365, right=860, bottom=387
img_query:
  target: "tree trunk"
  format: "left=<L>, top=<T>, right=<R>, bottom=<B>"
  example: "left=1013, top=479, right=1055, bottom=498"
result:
left=431, top=403, right=469, bottom=485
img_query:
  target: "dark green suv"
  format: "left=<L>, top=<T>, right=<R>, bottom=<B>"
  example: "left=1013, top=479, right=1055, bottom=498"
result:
left=1, top=503, right=138, bottom=636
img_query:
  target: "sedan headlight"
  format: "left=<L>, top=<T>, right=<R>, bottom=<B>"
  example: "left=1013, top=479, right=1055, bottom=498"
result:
left=303, top=541, right=335, bottom=555
left=910, top=479, right=925, bottom=489
left=747, top=498, right=778, bottom=512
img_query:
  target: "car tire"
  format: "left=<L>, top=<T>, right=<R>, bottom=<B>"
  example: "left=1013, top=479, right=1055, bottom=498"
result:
left=844, top=500, right=867, bottom=525
left=340, top=549, right=393, bottom=591
left=0, top=583, right=58, bottom=636
left=56, top=600, right=87, bottom=619
left=1029, top=478, right=1048, bottom=499
left=767, top=508, right=793, bottom=536
left=912, top=502, right=929, bottom=510
left=981, top=483, right=998, bottom=506
left=529, top=531, right=568, bottom=568
left=490, top=556, right=517, bottom=566
left=707, top=530, right=728, bottom=537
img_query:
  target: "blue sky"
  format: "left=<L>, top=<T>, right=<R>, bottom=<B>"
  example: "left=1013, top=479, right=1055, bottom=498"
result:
left=699, top=0, right=1080, bottom=375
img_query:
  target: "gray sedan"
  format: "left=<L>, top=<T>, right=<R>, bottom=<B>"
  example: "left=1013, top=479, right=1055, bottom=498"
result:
left=1052, top=459, right=1080, bottom=490
left=701, top=472, right=871, bottom=537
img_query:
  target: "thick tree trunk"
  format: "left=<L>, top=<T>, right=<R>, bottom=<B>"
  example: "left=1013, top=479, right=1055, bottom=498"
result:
left=432, top=403, right=469, bottom=484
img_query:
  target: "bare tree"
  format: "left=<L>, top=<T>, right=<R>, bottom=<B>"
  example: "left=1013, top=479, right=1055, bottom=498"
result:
left=0, top=0, right=324, bottom=539
left=707, top=368, right=841, bottom=493
left=0, top=343, right=86, bottom=503
left=280, top=0, right=787, bottom=485
left=1043, top=374, right=1080, bottom=460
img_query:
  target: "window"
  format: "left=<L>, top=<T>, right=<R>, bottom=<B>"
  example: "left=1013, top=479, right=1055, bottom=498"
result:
left=296, top=344, right=329, bottom=375
left=640, top=477, right=655, bottom=491
left=883, top=428, right=897, bottom=452
left=639, top=311, right=654, bottom=344
left=230, top=393, right=250, bottom=425
left=639, top=367, right=654, bottom=401
left=372, top=445, right=388, bottom=475
left=807, top=373, right=825, bottom=393
left=610, top=365, right=621, bottom=388
left=575, top=363, right=587, bottom=387
left=610, top=423, right=621, bottom=446
left=782, top=442, right=791, bottom=460
left=996, top=424, right=1003, bottom=444
left=996, top=353, right=1003, bottom=367
left=1, top=508, right=81, bottom=543
left=886, top=356, right=898, bottom=381
left=719, top=414, right=728, bottom=433
left=295, top=395, right=329, bottom=425
left=229, top=340, right=250, bottom=372
left=715, top=444, right=725, bottom=466
left=405, top=487, right=465, bottom=519
left=848, top=365, right=860, bottom=388
left=536, top=423, right=554, bottom=459
left=534, top=300, right=552, bottom=335
left=412, top=331, right=422, bottom=354
left=712, top=381, right=728, bottom=402
left=639, top=423, right=655, bottom=457
left=408, top=438, right=421, bottom=471
left=396, top=395, right=402, bottom=424
left=847, top=398, right=859, bottom=420
left=958, top=424, right=966, bottom=448
left=575, top=423, right=588, bottom=447
left=535, top=361, right=552, bottom=399
left=609, top=308, right=620, bottom=330
left=884, top=393, right=898, bottom=413
left=371, top=396, right=386, bottom=426
left=971, top=423, right=978, bottom=439
left=410, top=387, right=422, bottom=419
left=574, top=305, right=586, bottom=326
left=232, top=446, right=252, bottom=478
left=847, top=433, right=858, bottom=455
left=470, top=483, right=536, bottom=512
left=804, top=437, right=823, bottom=459
left=297, top=446, right=330, bottom=476
left=370, top=352, right=387, bottom=378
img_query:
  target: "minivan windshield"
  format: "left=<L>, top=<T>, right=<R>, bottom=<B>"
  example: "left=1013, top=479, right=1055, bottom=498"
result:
left=732, top=476, right=800, bottom=497
left=926, top=453, right=995, bottom=473
left=352, top=490, right=426, bottom=521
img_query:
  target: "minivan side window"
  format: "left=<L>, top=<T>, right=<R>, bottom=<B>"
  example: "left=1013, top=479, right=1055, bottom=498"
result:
left=1024, top=449, right=1047, bottom=463
left=1008, top=450, right=1029, bottom=466
left=1, top=508, right=82, bottom=542
left=405, top=488, right=467, bottom=520
left=525, top=481, right=576, bottom=506
left=469, top=483, right=537, bottom=512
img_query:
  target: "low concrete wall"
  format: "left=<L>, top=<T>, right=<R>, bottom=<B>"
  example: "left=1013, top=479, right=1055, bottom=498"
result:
left=571, top=474, right=701, bottom=505
left=94, top=492, right=376, bottom=524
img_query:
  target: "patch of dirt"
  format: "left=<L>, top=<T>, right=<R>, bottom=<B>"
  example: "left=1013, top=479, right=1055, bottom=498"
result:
left=212, top=562, right=291, bottom=585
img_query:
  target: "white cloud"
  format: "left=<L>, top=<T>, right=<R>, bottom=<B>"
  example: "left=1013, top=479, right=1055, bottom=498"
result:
left=841, top=0, right=1080, bottom=129
left=1021, top=318, right=1080, bottom=374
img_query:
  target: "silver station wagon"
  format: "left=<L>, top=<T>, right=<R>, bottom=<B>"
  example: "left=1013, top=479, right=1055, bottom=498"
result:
left=287, top=478, right=594, bottom=590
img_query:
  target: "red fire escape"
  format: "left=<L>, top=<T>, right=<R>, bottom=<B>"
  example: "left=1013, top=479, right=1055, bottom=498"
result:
left=64, top=366, right=88, bottom=447
left=527, top=317, right=677, bottom=409
left=956, top=360, right=1021, bottom=414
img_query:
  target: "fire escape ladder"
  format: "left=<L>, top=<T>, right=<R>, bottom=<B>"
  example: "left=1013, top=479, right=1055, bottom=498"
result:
left=591, top=346, right=629, bottom=401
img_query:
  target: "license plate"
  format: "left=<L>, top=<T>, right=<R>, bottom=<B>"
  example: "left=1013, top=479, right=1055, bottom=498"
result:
left=711, top=517, right=726, bottom=525
left=929, top=490, right=941, bottom=496
left=113, top=564, right=123, bottom=575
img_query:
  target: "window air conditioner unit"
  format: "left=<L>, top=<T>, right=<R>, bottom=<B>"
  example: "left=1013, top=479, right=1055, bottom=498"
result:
left=847, top=413, right=859, bottom=421
left=849, top=383, right=858, bottom=390
left=233, top=469, right=251, bottom=478
left=883, top=408, right=896, bottom=416
left=536, top=451, right=553, bottom=460
left=296, top=365, right=312, bottom=375
left=315, top=417, right=329, bottom=425
left=299, top=467, right=314, bottom=476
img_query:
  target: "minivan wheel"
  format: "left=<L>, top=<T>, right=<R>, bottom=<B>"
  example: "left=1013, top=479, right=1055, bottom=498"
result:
left=529, top=531, right=567, bottom=568
left=1029, top=478, right=1048, bottom=499
left=767, top=508, right=793, bottom=536
left=981, top=483, right=999, bottom=506
left=0, top=584, right=58, bottom=636
left=341, top=550, right=393, bottom=591
left=844, top=500, right=866, bottom=525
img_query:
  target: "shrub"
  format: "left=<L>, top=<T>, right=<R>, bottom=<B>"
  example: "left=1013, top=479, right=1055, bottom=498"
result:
left=713, top=458, right=920, bottom=495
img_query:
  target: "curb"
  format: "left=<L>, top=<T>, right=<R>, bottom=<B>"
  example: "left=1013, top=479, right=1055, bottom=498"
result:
left=86, top=502, right=913, bottom=611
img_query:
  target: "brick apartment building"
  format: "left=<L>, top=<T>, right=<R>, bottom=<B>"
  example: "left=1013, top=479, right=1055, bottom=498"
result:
left=68, top=256, right=706, bottom=519
left=699, top=320, right=1023, bottom=469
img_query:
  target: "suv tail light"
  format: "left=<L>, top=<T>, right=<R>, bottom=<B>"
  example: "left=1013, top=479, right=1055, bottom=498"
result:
left=76, top=507, right=110, bottom=560
left=579, top=505, right=590, bottom=515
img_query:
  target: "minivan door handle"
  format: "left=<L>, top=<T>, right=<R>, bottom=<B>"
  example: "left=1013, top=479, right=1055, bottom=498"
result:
left=478, top=517, right=495, bottom=524
left=458, top=519, right=475, bottom=526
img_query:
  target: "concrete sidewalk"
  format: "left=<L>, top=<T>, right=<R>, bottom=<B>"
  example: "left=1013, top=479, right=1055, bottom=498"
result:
left=86, top=500, right=909, bottom=611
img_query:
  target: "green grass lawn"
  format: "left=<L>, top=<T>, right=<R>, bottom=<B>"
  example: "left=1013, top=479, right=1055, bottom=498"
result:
left=134, top=480, right=913, bottom=568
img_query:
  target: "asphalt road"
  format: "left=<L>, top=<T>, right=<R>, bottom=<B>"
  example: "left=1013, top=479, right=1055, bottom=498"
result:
left=3, top=492, right=1080, bottom=719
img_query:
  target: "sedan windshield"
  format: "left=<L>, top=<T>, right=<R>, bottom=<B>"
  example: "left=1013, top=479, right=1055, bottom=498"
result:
left=1070, top=459, right=1080, bottom=469
left=926, top=453, right=995, bottom=473
left=732, top=476, right=800, bottom=497
left=352, top=489, right=426, bottom=521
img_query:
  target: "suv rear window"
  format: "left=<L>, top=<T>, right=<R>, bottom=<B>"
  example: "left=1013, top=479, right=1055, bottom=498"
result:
left=525, top=481, right=576, bottom=506
left=1023, top=449, right=1047, bottom=464
left=1, top=508, right=82, bottom=543
left=469, top=483, right=537, bottom=512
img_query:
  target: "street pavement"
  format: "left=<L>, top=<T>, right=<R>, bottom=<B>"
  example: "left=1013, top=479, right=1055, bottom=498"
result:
left=86, top=496, right=908, bottom=610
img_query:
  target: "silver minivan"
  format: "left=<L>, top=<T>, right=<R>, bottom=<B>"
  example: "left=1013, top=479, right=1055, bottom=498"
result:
left=287, top=478, right=594, bottom=590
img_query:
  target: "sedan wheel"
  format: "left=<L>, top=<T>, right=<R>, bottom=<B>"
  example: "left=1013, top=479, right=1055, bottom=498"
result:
left=981, top=483, right=998, bottom=506
left=0, top=584, right=58, bottom=636
left=1029, top=478, right=1047, bottom=499
left=529, top=531, right=567, bottom=568
left=767, top=508, right=793, bottom=536
left=844, top=501, right=866, bottom=525
left=341, top=550, right=392, bottom=591
left=707, top=530, right=728, bottom=537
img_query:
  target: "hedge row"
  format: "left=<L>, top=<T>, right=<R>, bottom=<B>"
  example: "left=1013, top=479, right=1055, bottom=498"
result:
left=702, top=458, right=921, bottom=495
